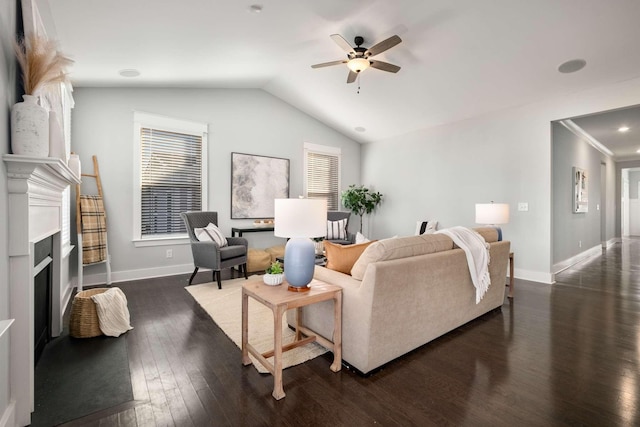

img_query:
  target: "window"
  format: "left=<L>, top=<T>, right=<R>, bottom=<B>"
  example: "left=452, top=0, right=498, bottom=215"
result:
left=133, top=112, right=207, bottom=243
left=304, top=143, right=341, bottom=210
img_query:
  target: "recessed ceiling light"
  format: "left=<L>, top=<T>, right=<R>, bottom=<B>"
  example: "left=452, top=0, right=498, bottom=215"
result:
left=119, top=69, right=140, bottom=77
left=248, top=4, right=263, bottom=13
left=636, top=148, right=640, bottom=153
left=558, top=59, right=587, bottom=74
left=619, top=126, right=630, bottom=132
left=355, top=127, right=366, bottom=132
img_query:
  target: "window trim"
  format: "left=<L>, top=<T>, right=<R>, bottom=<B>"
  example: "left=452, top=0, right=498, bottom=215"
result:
left=132, top=111, right=208, bottom=245
left=303, top=142, right=341, bottom=210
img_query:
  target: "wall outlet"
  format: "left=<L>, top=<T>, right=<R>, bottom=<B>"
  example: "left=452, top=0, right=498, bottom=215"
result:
left=579, top=241, right=582, bottom=248
left=518, top=202, right=529, bottom=212
left=166, top=249, right=173, bottom=258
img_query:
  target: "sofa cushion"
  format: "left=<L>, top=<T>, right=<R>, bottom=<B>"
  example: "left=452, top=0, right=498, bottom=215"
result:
left=325, top=240, right=376, bottom=275
left=351, top=234, right=454, bottom=280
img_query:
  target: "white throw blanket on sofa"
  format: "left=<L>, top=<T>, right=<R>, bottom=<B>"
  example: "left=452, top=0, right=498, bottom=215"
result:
left=91, top=287, right=134, bottom=337
left=436, top=226, right=491, bottom=303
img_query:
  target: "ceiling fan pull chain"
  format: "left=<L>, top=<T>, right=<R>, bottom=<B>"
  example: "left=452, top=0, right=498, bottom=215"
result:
left=357, top=73, right=361, bottom=94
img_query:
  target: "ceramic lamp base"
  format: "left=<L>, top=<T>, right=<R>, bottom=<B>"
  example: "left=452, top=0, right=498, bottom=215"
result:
left=283, top=237, right=315, bottom=290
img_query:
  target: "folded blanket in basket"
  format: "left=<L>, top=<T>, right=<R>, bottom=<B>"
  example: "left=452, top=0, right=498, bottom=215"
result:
left=91, top=287, right=133, bottom=337
left=80, top=195, right=107, bottom=265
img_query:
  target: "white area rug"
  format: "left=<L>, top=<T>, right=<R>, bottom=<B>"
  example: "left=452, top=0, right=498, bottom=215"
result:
left=185, top=276, right=328, bottom=374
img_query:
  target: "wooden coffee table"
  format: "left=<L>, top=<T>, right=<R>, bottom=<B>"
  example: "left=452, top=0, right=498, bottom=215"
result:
left=241, top=279, right=342, bottom=400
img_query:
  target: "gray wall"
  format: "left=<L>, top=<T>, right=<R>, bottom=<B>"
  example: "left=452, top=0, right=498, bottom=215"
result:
left=71, top=87, right=361, bottom=283
left=360, top=75, right=640, bottom=283
left=552, top=122, right=615, bottom=264
left=0, top=0, right=17, bottom=421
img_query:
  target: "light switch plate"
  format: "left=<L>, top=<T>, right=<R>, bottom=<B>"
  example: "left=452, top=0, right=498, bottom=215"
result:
left=518, top=202, right=529, bottom=212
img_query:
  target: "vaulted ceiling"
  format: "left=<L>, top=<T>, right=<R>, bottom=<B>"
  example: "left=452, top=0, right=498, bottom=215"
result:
left=43, top=0, right=640, bottom=145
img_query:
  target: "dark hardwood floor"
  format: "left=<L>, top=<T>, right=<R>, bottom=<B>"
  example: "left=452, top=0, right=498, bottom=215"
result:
left=45, top=239, right=640, bottom=426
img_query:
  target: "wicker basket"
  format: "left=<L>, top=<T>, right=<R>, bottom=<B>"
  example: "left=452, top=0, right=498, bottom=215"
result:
left=69, top=288, right=108, bottom=338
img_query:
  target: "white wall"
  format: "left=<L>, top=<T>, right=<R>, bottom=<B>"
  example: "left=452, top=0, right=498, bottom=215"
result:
left=71, top=87, right=361, bottom=284
left=552, top=122, right=615, bottom=265
left=0, top=1, right=17, bottom=425
left=361, top=76, right=640, bottom=284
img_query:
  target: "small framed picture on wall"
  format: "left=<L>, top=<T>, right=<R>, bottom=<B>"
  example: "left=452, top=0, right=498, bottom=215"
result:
left=573, top=166, right=588, bottom=213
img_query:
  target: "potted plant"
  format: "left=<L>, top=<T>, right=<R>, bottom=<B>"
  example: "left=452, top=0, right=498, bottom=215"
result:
left=341, top=185, right=383, bottom=233
left=263, top=261, right=284, bottom=286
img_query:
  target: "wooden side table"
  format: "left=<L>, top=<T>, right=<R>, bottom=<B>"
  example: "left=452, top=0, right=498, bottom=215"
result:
left=508, top=252, right=514, bottom=298
left=241, top=279, right=342, bottom=400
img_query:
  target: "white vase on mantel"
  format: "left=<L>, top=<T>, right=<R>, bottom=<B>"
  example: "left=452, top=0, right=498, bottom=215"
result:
left=11, top=94, right=49, bottom=157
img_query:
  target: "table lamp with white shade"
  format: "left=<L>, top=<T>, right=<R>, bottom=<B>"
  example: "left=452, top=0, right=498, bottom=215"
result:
left=274, top=198, right=327, bottom=292
left=475, top=202, right=509, bottom=240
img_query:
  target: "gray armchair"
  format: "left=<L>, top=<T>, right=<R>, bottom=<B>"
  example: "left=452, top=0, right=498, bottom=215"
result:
left=181, top=211, right=248, bottom=289
left=327, top=211, right=355, bottom=245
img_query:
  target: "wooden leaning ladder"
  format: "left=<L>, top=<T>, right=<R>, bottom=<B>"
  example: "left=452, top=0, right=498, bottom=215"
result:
left=75, top=155, right=112, bottom=290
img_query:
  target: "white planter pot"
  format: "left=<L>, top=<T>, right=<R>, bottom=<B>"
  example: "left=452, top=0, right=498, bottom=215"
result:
left=11, top=95, right=49, bottom=157
left=263, top=273, right=284, bottom=286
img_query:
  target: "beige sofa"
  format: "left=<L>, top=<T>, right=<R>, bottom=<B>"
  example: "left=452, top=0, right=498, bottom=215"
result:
left=290, top=228, right=510, bottom=374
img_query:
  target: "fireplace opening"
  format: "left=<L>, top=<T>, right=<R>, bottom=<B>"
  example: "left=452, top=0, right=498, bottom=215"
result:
left=34, top=236, right=53, bottom=366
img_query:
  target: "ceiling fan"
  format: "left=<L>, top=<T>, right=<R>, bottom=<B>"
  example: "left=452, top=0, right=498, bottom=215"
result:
left=311, top=34, right=402, bottom=83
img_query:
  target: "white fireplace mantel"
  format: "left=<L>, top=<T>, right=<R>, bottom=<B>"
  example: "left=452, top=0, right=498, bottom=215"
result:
left=3, top=154, right=80, bottom=427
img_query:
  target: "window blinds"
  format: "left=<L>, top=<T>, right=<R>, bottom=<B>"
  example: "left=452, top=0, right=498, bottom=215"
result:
left=306, top=151, right=340, bottom=210
left=140, top=127, right=202, bottom=236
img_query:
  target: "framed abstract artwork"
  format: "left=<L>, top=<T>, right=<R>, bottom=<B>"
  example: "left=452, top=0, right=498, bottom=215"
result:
left=231, top=153, right=290, bottom=219
left=573, top=167, right=588, bottom=213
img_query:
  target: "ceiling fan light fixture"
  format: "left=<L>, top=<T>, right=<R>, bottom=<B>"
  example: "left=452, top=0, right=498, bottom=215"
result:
left=347, top=58, right=370, bottom=73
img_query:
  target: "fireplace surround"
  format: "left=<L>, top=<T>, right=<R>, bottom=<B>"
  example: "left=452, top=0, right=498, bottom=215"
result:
left=3, top=154, right=80, bottom=426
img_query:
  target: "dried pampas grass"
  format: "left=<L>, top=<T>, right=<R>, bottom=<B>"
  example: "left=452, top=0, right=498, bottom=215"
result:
left=14, top=33, right=73, bottom=96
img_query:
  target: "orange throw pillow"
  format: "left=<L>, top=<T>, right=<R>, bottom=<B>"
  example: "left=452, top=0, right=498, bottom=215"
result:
left=324, top=240, right=376, bottom=275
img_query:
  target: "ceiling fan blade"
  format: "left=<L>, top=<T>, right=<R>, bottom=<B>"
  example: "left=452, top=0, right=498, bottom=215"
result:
left=370, top=60, right=401, bottom=73
left=365, top=35, right=402, bottom=57
left=311, top=60, right=348, bottom=69
left=347, top=70, right=358, bottom=84
left=330, top=34, right=355, bottom=54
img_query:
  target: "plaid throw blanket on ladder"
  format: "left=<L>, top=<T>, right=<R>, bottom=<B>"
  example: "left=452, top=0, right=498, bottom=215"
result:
left=80, top=195, right=107, bottom=264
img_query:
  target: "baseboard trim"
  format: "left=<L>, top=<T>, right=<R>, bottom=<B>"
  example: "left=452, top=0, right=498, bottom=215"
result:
left=513, top=268, right=554, bottom=284
left=0, top=399, right=16, bottom=427
left=82, top=263, right=194, bottom=286
left=553, top=244, right=604, bottom=276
